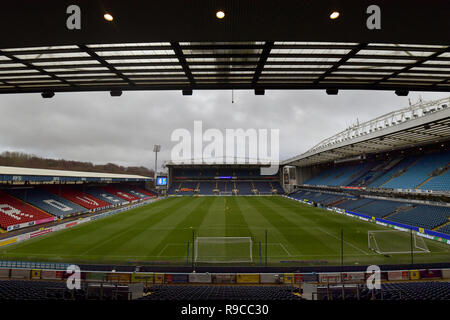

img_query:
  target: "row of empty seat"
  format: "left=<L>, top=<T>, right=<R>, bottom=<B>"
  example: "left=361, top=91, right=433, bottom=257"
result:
left=0, top=185, right=155, bottom=230
left=303, top=150, right=450, bottom=191
left=169, top=181, right=283, bottom=195
left=291, top=189, right=450, bottom=234
left=0, top=280, right=448, bottom=300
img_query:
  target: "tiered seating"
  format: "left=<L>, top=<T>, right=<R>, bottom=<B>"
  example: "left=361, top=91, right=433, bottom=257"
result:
left=352, top=199, right=405, bottom=218
left=45, top=186, right=111, bottom=210
left=420, top=168, right=450, bottom=191
left=83, top=187, right=126, bottom=205
left=304, top=163, right=367, bottom=186
left=131, top=187, right=157, bottom=197
left=0, top=280, right=81, bottom=300
left=0, top=190, right=52, bottom=230
left=8, top=188, right=85, bottom=218
left=252, top=181, right=272, bottom=193
left=319, top=282, right=450, bottom=301
left=236, top=181, right=253, bottom=195
left=380, top=282, right=450, bottom=300
left=367, top=157, right=419, bottom=188
left=177, top=181, right=197, bottom=195
left=139, top=285, right=301, bottom=301
left=437, top=224, right=450, bottom=235
left=388, top=205, right=450, bottom=230
left=101, top=186, right=140, bottom=202
left=271, top=181, right=284, bottom=194
left=116, top=186, right=150, bottom=200
left=335, top=198, right=375, bottom=211
left=384, top=151, right=450, bottom=189
left=198, top=181, right=216, bottom=195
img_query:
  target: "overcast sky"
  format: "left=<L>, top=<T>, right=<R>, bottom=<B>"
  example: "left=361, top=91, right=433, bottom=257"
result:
left=0, top=90, right=448, bottom=171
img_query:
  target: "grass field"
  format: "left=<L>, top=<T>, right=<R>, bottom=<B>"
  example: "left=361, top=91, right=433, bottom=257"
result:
left=0, top=196, right=449, bottom=267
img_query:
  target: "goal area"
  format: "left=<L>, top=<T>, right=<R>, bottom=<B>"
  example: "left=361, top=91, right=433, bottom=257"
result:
left=368, top=230, right=430, bottom=255
left=194, top=237, right=253, bottom=263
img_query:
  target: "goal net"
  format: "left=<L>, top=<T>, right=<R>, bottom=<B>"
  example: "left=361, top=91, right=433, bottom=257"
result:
left=219, top=191, right=233, bottom=196
left=368, top=230, right=430, bottom=255
left=194, top=237, right=253, bottom=263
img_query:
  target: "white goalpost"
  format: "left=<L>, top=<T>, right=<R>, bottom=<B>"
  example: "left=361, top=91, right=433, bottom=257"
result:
left=368, top=230, right=430, bottom=255
left=194, top=237, right=253, bottom=263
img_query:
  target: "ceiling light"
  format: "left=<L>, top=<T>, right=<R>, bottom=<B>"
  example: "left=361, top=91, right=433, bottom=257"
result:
left=104, top=13, right=114, bottom=22
left=330, top=11, right=340, bottom=19
left=216, top=10, right=225, bottom=19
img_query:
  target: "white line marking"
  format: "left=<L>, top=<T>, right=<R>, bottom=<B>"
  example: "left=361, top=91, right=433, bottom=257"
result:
left=278, top=243, right=292, bottom=256
left=317, top=227, right=370, bottom=255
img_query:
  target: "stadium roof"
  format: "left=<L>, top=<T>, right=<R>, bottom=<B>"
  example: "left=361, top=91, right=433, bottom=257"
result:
left=283, top=97, right=450, bottom=167
left=0, top=166, right=152, bottom=183
left=1, top=1, right=449, bottom=94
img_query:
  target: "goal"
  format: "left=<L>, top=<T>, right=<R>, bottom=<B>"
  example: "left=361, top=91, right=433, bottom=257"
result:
left=194, top=237, right=253, bottom=263
left=368, top=230, right=430, bottom=255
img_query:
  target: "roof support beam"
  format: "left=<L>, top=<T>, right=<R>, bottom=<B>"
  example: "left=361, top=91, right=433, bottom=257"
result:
left=0, top=50, right=73, bottom=87
left=314, top=43, right=367, bottom=84
left=375, top=46, right=450, bottom=84
left=170, top=42, right=195, bottom=85
left=252, top=41, right=274, bottom=85
left=78, top=45, right=135, bottom=86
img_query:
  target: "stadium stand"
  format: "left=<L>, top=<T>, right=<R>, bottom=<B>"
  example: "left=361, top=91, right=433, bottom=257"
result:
left=383, top=151, right=450, bottom=189
left=7, top=188, right=86, bottom=218
left=252, top=181, right=273, bottom=194
left=290, top=189, right=450, bottom=234
left=318, top=282, right=450, bottom=301
left=131, top=187, right=157, bottom=197
left=347, top=199, right=407, bottom=218
left=177, top=181, right=198, bottom=196
left=303, top=150, right=450, bottom=191
left=45, top=186, right=111, bottom=211
left=139, top=285, right=302, bottom=301
left=0, top=280, right=448, bottom=301
left=388, top=205, right=450, bottom=230
left=437, top=223, right=450, bottom=234
left=117, top=186, right=151, bottom=200
left=235, top=181, right=254, bottom=195
left=83, top=187, right=127, bottom=206
left=198, top=181, right=216, bottom=195
left=0, top=190, right=53, bottom=230
left=101, top=186, right=140, bottom=203
left=420, top=167, right=450, bottom=191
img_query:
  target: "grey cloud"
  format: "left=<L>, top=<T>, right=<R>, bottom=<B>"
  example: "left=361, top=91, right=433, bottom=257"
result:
left=0, top=90, right=448, bottom=171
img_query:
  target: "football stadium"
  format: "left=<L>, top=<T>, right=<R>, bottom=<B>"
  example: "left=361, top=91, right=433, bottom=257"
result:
left=0, top=0, right=449, bottom=307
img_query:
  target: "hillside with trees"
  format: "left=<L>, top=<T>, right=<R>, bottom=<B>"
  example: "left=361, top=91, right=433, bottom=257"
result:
left=0, top=151, right=153, bottom=177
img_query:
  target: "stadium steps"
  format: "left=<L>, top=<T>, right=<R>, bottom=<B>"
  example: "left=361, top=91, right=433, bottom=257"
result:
left=417, top=165, right=450, bottom=189
left=415, top=175, right=435, bottom=189
left=353, top=199, right=376, bottom=211
left=433, top=219, right=450, bottom=231
left=384, top=204, right=415, bottom=219
left=331, top=199, right=346, bottom=206
left=379, top=156, right=422, bottom=188
left=383, top=209, right=400, bottom=219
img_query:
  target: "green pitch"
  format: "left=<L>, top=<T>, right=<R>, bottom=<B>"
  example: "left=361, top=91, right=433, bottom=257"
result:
left=0, top=196, right=449, bottom=266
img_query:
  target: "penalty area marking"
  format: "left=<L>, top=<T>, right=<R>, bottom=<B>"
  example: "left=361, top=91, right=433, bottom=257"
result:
left=317, top=227, right=369, bottom=255
left=265, top=242, right=292, bottom=257
left=157, top=243, right=189, bottom=257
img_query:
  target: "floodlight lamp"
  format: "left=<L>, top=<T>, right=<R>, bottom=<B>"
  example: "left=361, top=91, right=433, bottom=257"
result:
left=104, top=13, right=114, bottom=22
left=330, top=11, right=340, bottom=19
left=216, top=10, right=225, bottom=19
